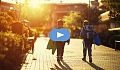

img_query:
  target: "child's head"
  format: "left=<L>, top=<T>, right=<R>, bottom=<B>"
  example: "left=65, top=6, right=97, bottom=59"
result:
left=57, top=19, right=63, bottom=28
left=83, top=20, right=89, bottom=26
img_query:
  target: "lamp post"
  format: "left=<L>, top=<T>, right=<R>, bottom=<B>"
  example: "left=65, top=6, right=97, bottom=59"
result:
left=16, top=1, right=24, bottom=21
left=0, top=0, right=1, bottom=12
left=18, top=3, right=22, bottom=21
left=88, top=0, right=90, bottom=25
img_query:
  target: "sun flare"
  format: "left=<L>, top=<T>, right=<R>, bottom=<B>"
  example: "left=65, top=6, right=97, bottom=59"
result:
left=29, top=0, right=40, bottom=7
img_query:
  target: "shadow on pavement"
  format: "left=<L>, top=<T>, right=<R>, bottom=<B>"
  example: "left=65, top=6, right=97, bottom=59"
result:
left=86, top=61, right=104, bottom=70
left=53, top=64, right=62, bottom=70
left=61, top=60, right=73, bottom=70
left=52, top=60, right=73, bottom=70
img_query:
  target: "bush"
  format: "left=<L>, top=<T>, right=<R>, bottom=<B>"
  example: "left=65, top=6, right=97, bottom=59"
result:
left=98, top=29, right=111, bottom=46
left=29, top=28, right=39, bottom=41
left=0, top=12, right=39, bottom=70
left=98, top=29, right=120, bottom=50
left=0, top=12, right=13, bottom=32
left=0, top=31, right=30, bottom=70
left=0, top=12, right=33, bottom=70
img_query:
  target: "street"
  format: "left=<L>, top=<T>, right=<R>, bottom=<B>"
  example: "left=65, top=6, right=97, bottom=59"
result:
left=21, top=37, right=120, bottom=70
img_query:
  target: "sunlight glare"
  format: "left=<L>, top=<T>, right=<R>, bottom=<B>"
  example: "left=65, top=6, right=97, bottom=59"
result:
left=29, top=0, right=40, bottom=8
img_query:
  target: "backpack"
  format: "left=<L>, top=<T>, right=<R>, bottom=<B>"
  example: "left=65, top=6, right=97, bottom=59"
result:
left=94, top=33, right=101, bottom=46
left=82, top=25, right=95, bottom=40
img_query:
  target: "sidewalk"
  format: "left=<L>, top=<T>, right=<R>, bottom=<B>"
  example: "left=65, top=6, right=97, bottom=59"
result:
left=21, top=38, right=120, bottom=70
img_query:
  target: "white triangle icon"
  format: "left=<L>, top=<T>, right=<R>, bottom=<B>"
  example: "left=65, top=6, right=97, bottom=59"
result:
left=57, top=32, right=64, bottom=38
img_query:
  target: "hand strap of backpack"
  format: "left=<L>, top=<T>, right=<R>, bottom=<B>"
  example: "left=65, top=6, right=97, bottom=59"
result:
left=93, top=31, right=96, bottom=50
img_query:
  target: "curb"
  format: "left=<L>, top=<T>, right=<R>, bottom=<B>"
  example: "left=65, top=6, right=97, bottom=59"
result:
left=21, top=53, right=28, bottom=64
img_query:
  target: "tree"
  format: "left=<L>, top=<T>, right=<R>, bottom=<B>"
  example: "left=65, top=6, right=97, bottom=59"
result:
left=63, top=7, right=101, bottom=37
left=63, top=12, right=83, bottom=37
left=21, top=3, right=51, bottom=27
left=0, top=12, right=14, bottom=32
left=20, top=3, right=51, bottom=34
left=63, top=12, right=83, bottom=31
left=82, top=7, right=101, bottom=25
left=103, top=0, right=120, bottom=21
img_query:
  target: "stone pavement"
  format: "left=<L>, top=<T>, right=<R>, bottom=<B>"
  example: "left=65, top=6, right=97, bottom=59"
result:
left=21, top=37, right=120, bottom=70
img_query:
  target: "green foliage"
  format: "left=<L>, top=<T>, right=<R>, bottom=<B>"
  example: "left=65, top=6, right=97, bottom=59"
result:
left=63, top=8, right=101, bottom=38
left=0, top=31, right=23, bottom=54
left=0, top=31, right=32, bottom=70
left=23, top=26, right=29, bottom=37
left=0, top=31, right=24, bottom=69
left=104, top=0, right=120, bottom=20
left=98, top=29, right=111, bottom=46
left=104, top=0, right=120, bottom=11
left=98, top=29, right=120, bottom=50
left=0, top=12, right=14, bottom=32
left=63, top=12, right=83, bottom=32
left=7, top=11, right=17, bottom=20
left=63, top=8, right=100, bottom=29
left=0, top=12, right=32, bottom=70
left=81, top=8, right=101, bottom=25
left=28, top=28, right=36, bottom=37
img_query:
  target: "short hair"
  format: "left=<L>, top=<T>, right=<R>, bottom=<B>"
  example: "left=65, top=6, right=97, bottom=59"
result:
left=57, top=19, right=63, bottom=25
left=83, top=20, right=88, bottom=26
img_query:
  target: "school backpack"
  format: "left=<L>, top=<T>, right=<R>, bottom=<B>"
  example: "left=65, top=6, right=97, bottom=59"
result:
left=81, top=25, right=95, bottom=40
left=94, top=33, right=101, bottom=46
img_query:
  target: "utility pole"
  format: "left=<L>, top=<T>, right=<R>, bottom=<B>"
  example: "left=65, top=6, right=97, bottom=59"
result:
left=0, top=0, right=1, bottom=12
left=88, top=0, right=90, bottom=25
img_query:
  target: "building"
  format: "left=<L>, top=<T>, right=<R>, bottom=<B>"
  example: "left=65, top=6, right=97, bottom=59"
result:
left=1, top=1, right=18, bottom=12
left=89, top=0, right=107, bottom=32
left=0, top=0, right=1, bottom=12
left=99, top=0, right=120, bottom=31
left=44, top=3, right=88, bottom=36
left=1, top=1, right=20, bottom=19
left=91, top=0, right=99, bottom=9
left=90, top=0, right=119, bottom=32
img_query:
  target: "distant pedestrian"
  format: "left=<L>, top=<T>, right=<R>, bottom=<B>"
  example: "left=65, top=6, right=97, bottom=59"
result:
left=56, top=19, right=70, bottom=62
left=80, top=20, right=97, bottom=63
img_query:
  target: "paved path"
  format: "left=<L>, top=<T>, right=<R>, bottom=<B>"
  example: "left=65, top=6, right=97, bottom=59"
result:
left=21, top=37, right=120, bottom=70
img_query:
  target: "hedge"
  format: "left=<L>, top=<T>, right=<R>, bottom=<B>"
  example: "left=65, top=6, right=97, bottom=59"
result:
left=0, top=31, right=30, bottom=70
left=98, top=29, right=120, bottom=50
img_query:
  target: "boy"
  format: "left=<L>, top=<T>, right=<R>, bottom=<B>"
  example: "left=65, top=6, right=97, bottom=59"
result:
left=56, top=19, right=70, bottom=62
left=80, top=20, right=96, bottom=63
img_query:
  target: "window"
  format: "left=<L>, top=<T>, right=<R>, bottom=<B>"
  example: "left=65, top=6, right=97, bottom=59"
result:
left=74, top=6, right=78, bottom=8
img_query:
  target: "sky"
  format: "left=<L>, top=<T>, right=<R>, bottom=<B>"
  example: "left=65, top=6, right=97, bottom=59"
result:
left=1, top=0, right=95, bottom=4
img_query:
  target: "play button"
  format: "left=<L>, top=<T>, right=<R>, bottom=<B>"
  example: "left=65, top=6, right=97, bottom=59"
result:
left=57, top=32, right=64, bottom=38
left=49, top=29, right=70, bottom=41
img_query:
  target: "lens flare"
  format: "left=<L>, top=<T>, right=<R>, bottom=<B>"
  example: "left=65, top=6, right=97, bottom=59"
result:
left=29, top=0, right=40, bottom=8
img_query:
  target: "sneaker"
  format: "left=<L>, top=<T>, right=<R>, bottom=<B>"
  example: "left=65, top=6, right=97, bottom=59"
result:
left=89, top=57, right=92, bottom=63
left=82, top=58, right=86, bottom=62
left=57, top=56, right=60, bottom=62
left=57, top=58, right=60, bottom=62
left=60, top=57, right=63, bottom=61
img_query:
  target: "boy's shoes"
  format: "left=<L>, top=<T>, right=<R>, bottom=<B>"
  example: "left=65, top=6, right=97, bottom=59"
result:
left=57, top=58, right=60, bottom=62
left=60, top=57, right=63, bottom=61
left=82, top=57, right=86, bottom=62
left=57, top=56, right=63, bottom=62
left=89, top=57, right=92, bottom=63
left=57, top=56, right=60, bottom=62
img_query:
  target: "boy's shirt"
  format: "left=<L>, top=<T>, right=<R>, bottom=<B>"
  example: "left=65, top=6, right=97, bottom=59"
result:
left=80, top=25, right=97, bottom=42
left=55, top=27, right=70, bottom=46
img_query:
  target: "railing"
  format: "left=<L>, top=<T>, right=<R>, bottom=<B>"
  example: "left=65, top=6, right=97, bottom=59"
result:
left=28, top=37, right=35, bottom=54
